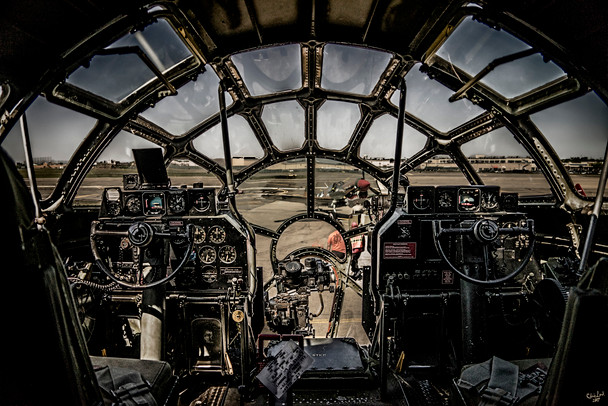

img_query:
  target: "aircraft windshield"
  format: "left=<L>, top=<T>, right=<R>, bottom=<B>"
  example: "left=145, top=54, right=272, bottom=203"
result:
left=231, top=44, right=302, bottom=96
left=436, top=16, right=567, bottom=98
left=67, top=18, right=193, bottom=103
left=321, top=44, right=392, bottom=95
left=1, top=9, right=607, bottom=212
left=140, top=69, right=230, bottom=136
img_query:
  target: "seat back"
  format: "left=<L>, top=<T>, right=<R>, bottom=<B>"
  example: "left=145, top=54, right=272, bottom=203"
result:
left=0, top=148, right=103, bottom=405
left=536, top=257, right=608, bottom=405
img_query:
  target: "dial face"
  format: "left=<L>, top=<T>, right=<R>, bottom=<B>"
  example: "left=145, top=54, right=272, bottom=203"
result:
left=458, top=188, right=480, bottom=212
left=168, top=193, right=186, bottom=214
left=481, top=191, right=499, bottom=211
left=105, top=188, right=122, bottom=215
left=208, top=226, right=226, bottom=244
left=105, top=188, right=121, bottom=201
left=200, top=266, right=217, bottom=283
left=501, top=193, right=519, bottom=211
left=219, top=245, right=237, bottom=264
left=193, top=225, right=206, bottom=244
left=193, top=193, right=211, bottom=212
left=106, top=202, right=121, bottom=216
left=143, top=192, right=165, bottom=215
left=199, top=246, right=216, bottom=264
left=412, top=189, right=433, bottom=211
left=125, top=195, right=142, bottom=215
left=437, top=191, right=454, bottom=209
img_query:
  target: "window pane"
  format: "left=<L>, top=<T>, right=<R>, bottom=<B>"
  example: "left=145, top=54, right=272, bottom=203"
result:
left=141, top=69, right=231, bottom=135
left=391, top=65, right=484, bottom=132
left=321, top=44, right=392, bottom=95
left=482, top=54, right=565, bottom=98
left=231, top=44, right=302, bottom=96
left=360, top=114, right=427, bottom=162
left=315, top=158, right=373, bottom=219
left=409, top=155, right=469, bottom=186
left=317, top=101, right=360, bottom=149
left=436, top=16, right=565, bottom=98
left=193, top=115, right=264, bottom=165
left=1, top=97, right=97, bottom=199
left=67, top=18, right=192, bottom=102
left=531, top=93, right=608, bottom=160
left=436, top=16, right=530, bottom=76
left=75, top=131, right=161, bottom=205
left=167, top=159, right=222, bottom=188
left=276, top=219, right=337, bottom=259
left=461, top=128, right=551, bottom=196
left=262, top=101, right=305, bottom=151
left=531, top=92, right=608, bottom=197
left=236, top=159, right=307, bottom=230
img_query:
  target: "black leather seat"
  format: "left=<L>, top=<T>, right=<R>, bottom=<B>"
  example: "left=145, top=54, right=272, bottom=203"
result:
left=90, top=356, right=176, bottom=405
left=0, top=147, right=176, bottom=405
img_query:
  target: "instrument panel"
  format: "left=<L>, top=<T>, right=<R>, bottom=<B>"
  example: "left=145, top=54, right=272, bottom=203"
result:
left=101, top=187, right=217, bottom=217
left=406, top=185, right=513, bottom=214
left=98, top=186, right=253, bottom=291
left=376, top=185, right=525, bottom=291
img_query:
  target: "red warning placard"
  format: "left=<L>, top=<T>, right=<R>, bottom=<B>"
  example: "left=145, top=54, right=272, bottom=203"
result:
left=384, top=242, right=416, bottom=259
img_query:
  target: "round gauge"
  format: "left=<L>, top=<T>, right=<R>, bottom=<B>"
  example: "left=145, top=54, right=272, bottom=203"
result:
left=219, top=245, right=237, bottom=264
left=199, top=246, right=216, bottom=264
left=143, top=192, right=165, bottom=215
left=168, top=193, right=186, bottom=214
left=125, top=195, right=142, bottom=215
left=106, top=202, right=121, bottom=216
left=481, top=191, right=499, bottom=211
left=192, top=225, right=206, bottom=244
left=208, top=226, right=226, bottom=244
left=412, top=190, right=432, bottom=211
left=458, top=188, right=480, bottom=212
left=200, top=266, right=217, bottom=283
left=193, top=194, right=211, bottom=212
left=437, top=191, right=454, bottom=209
left=105, top=188, right=121, bottom=201
left=232, top=310, right=245, bottom=323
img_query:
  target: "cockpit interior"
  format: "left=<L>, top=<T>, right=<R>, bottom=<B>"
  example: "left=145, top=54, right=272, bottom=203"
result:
left=1, top=1, right=607, bottom=405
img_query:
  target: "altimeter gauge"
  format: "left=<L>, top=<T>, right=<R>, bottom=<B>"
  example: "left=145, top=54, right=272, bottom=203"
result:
left=125, top=195, right=142, bottom=215
left=168, top=193, right=186, bottom=214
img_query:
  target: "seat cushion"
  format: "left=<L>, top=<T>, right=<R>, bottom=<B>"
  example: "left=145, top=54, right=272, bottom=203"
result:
left=91, top=356, right=176, bottom=404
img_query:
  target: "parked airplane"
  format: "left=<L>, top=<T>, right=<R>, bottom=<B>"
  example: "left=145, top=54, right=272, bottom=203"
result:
left=0, top=1, right=607, bottom=405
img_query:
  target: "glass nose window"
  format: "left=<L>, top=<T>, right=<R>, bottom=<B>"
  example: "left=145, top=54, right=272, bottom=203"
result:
left=321, top=44, right=392, bottom=96
left=231, top=44, right=302, bottom=96
left=317, top=101, right=360, bottom=150
left=262, top=101, right=305, bottom=151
